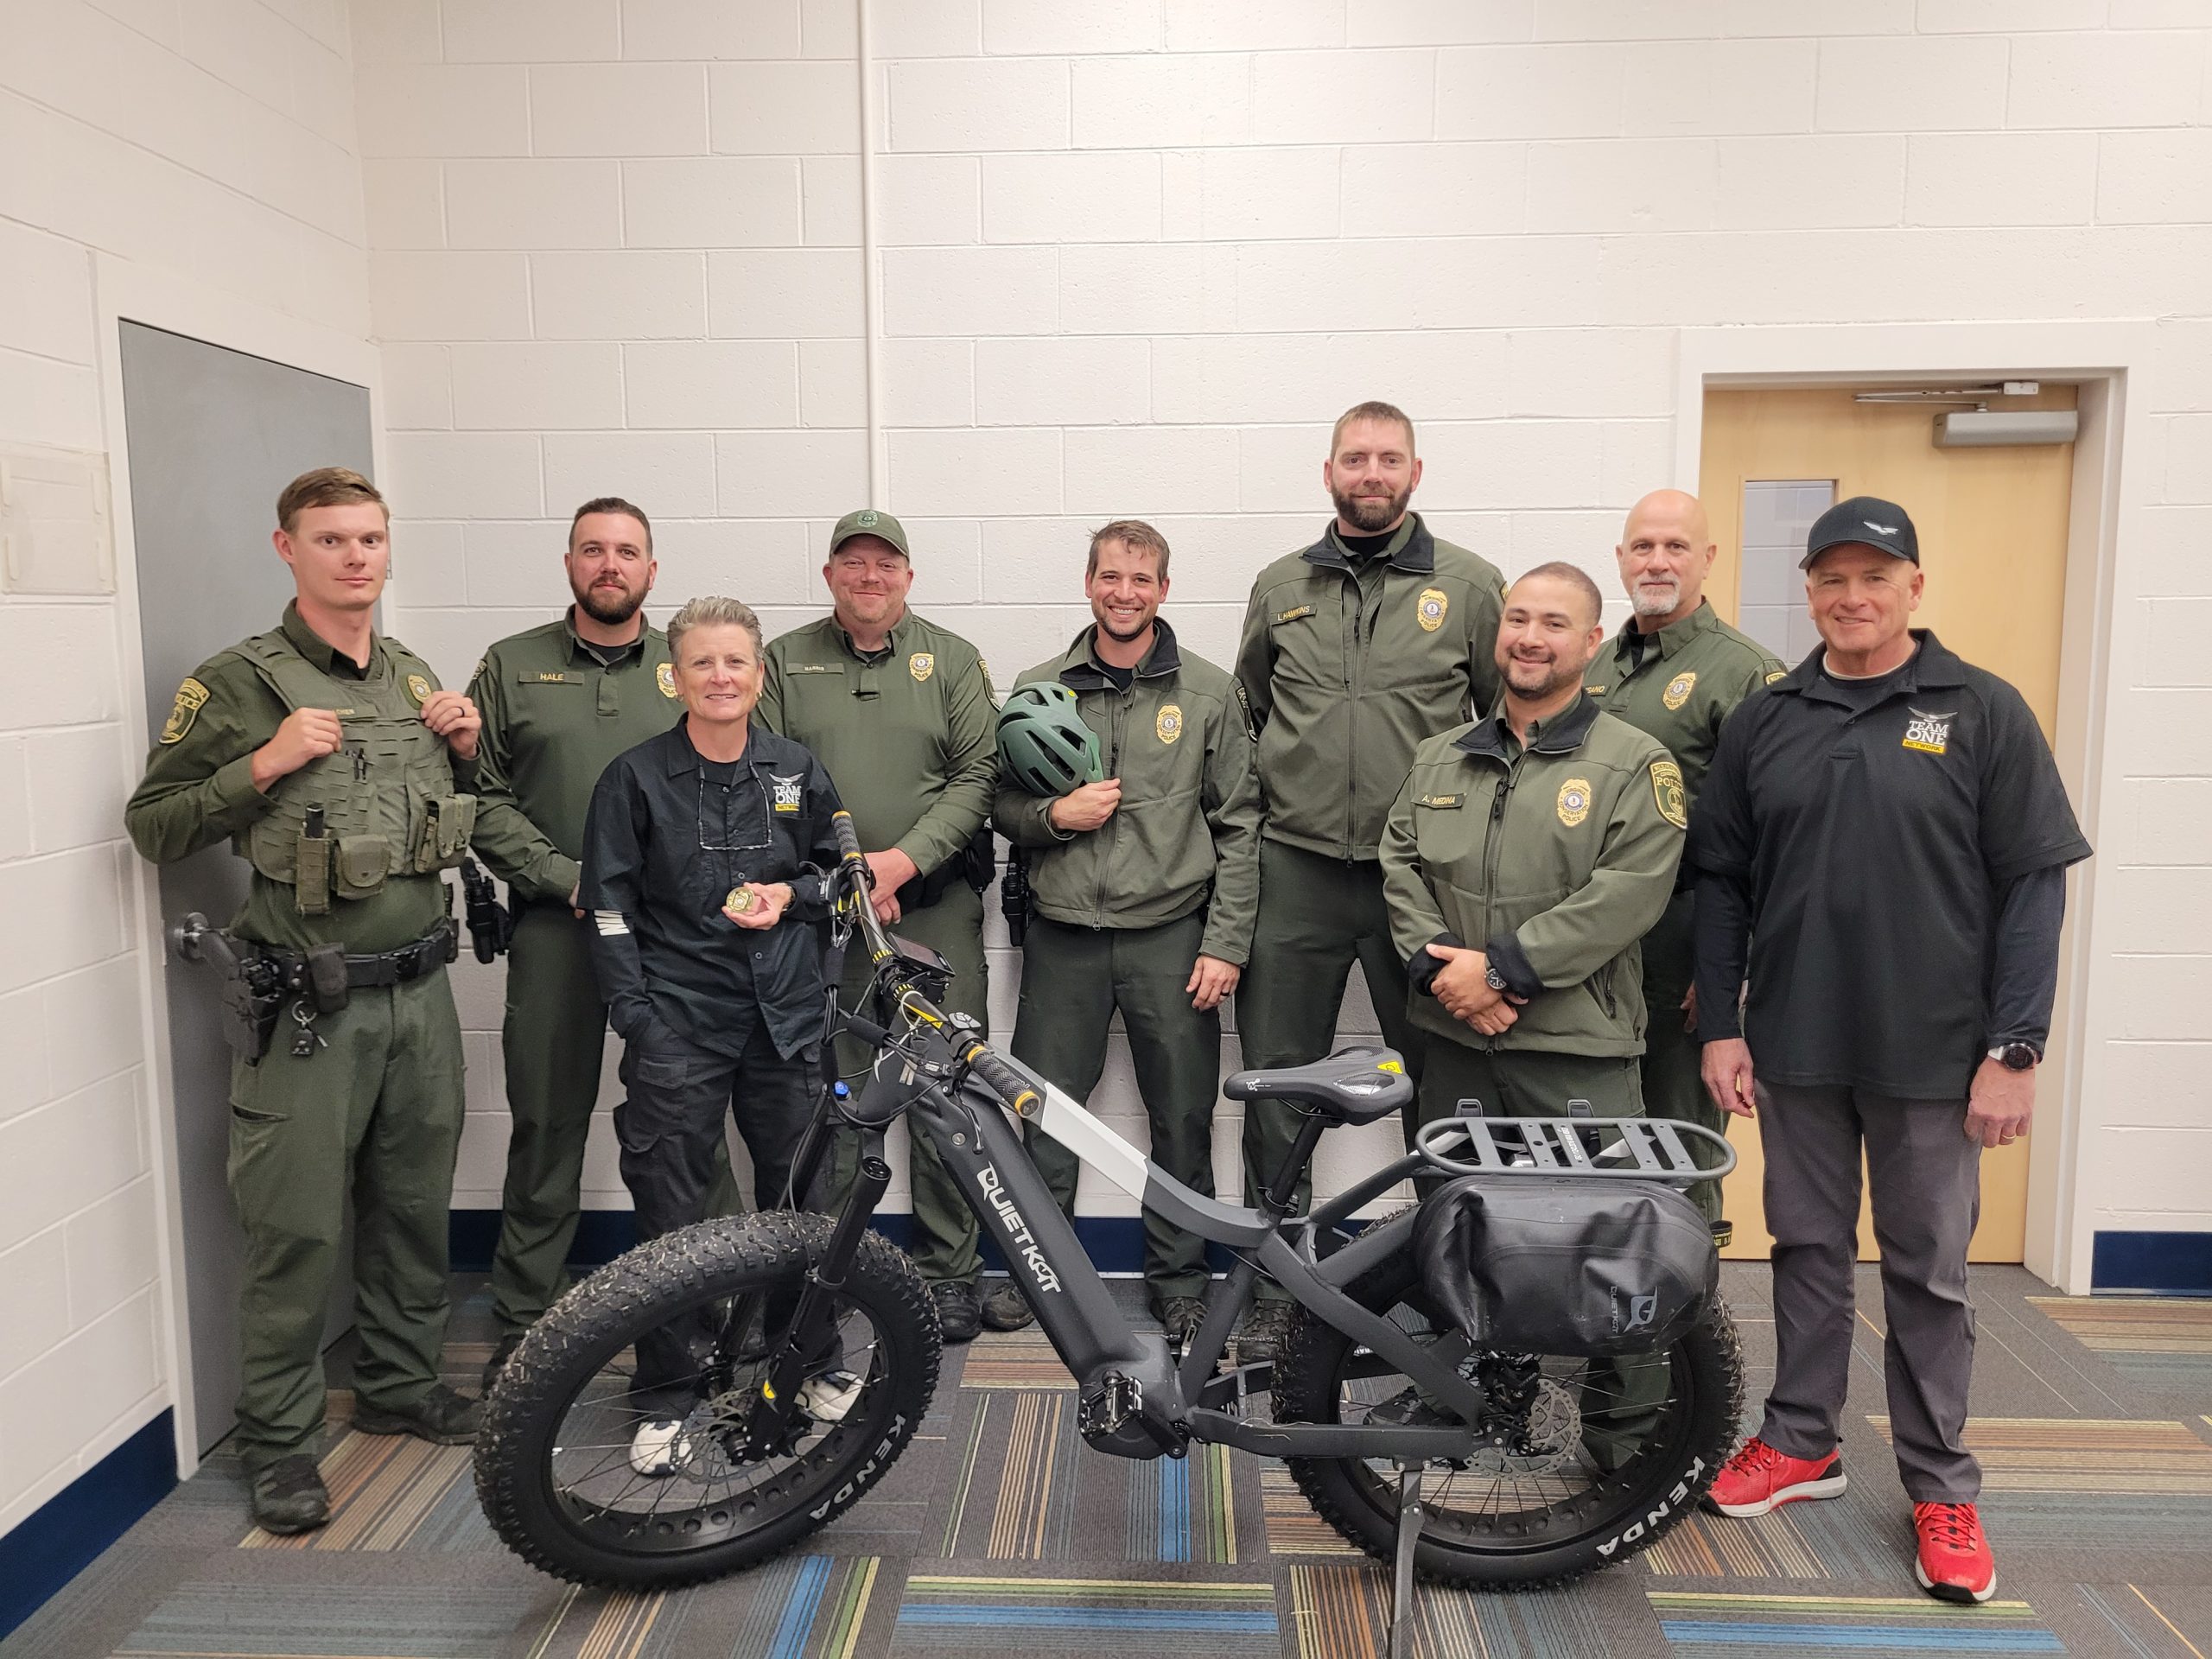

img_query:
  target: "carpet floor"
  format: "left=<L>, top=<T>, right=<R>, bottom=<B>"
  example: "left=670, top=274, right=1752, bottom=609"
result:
left=6, top=1262, right=2209, bottom=1659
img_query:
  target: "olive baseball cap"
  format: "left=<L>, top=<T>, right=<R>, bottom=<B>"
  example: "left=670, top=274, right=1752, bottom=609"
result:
left=1802, top=495, right=1919, bottom=568
left=829, top=507, right=910, bottom=559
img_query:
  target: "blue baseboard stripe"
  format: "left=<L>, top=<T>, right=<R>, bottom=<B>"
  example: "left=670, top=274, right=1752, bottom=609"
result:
left=0, top=1408, right=176, bottom=1641
left=449, top=1209, right=1164, bottom=1275
left=2091, top=1230, right=2212, bottom=1295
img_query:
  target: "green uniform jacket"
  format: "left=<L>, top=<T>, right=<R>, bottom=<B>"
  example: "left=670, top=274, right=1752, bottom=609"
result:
left=1235, top=512, right=1506, bottom=861
left=462, top=613, right=679, bottom=904
left=757, top=611, right=996, bottom=880
left=126, top=603, right=457, bottom=953
left=1585, top=601, right=1784, bottom=819
left=1381, top=696, right=1686, bottom=1057
left=995, top=622, right=1262, bottom=965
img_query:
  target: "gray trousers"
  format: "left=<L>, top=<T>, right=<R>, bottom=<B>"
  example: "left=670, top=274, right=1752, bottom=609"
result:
left=1757, top=1080, right=1984, bottom=1502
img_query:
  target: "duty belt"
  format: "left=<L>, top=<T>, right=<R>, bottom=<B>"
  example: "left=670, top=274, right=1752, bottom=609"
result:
left=255, top=919, right=459, bottom=988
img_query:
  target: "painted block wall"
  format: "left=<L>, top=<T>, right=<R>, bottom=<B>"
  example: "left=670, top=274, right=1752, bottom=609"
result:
left=0, top=0, right=372, bottom=1534
left=360, top=2, right=2212, bottom=1260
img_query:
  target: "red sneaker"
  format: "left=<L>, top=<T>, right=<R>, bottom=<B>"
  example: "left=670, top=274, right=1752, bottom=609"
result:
left=1703, top=1436, right=1847, bottom=1517
left=1913, top=1501, right=1996, bottom=1604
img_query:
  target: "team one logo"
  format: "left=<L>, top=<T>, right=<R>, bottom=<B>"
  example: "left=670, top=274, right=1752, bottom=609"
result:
left=1902, top=709, right=1955, bottom=754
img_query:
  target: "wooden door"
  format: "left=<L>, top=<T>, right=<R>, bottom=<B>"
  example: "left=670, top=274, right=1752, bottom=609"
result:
left=1697, top=385, right=2077, bottom=1264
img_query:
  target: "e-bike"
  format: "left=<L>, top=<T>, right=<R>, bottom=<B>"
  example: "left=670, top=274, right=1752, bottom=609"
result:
left=474, top=810, right=1744, bottom=1641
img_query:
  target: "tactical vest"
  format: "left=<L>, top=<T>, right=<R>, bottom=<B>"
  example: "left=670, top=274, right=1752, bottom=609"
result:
left=232, top=632, right=477, bottom=915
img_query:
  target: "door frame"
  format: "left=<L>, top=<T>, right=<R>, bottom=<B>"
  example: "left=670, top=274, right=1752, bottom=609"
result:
left=1674, top=321, right=2155, bottom=1296
left=93, top=253, right=386, bottom=1479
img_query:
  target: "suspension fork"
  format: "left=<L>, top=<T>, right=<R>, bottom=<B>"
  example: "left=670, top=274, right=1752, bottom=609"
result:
left=742, top=1128, right=892, bottom=1458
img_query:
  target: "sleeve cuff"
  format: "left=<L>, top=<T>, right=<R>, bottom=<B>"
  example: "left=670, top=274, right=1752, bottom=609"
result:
left=212, top=753, right=272, bottom=816
left=1484, top=931, right=1542, bottom=1000
left=1408, top=931, right=1466, bottom=995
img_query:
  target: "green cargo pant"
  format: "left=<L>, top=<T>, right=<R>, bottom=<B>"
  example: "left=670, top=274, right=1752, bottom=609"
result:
left=1234, top=840, right=1427, bottom=1297
left=1416, top=1037, right=1666, bottom=1472
left=1011, top=912, right=1220, bottom=1302
left=825, top=884, right=988, bottom=1286
left=1639, top=891, right=1732, bottom=1224
left=226, top=970, right=465, bottom=1472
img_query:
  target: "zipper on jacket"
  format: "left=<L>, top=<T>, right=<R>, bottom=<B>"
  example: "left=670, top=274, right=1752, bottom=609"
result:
left=1344, top=570, right=1361, bottom=856
left=1479, top=759, right=1516, bottom=1052
left=1093, top=686, right=1129, bottom=928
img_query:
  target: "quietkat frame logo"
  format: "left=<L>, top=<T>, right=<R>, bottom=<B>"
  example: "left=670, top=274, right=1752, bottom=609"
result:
left=977, top=1165, right=1060, bottom=1294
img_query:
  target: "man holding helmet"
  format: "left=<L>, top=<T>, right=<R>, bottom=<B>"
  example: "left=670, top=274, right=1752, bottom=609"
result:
left=994, top=521, right=1262, bottom=1344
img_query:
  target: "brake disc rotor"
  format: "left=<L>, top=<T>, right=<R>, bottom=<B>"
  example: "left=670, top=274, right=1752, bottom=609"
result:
left=1463, top=1376, right=1580, bottom=1477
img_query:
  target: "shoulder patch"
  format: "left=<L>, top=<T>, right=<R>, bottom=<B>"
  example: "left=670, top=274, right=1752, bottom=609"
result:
left=469, top=658, right=486, bottom=686
left=656, top=661, right=678, bottom=699
left=1232, top=680, right=1257, bottom=741
left=1649, top=758, right=1688, bottom=830
left=160, top=677, right=210, bottom=745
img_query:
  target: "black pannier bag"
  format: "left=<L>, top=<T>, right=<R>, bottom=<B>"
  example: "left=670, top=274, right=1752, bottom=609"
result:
left=1413, top=1174, right=1718, bottom=1357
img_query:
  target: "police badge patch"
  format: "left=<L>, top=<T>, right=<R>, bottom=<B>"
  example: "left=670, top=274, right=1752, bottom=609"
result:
left=161, top=677, right=209, bottom=745
left=1556, top=777, right=1592, bottom=828
left=1662, top=671, right=1697, bottom=711
left=1415, top=588, right=1448, bottom=632
left=1649, top=759, right=1688, bottom=830
left=405, top=672, right=433, bottom=706
left=656, top=662, right=677, bottom=698
left=909, top=652, right=934, bottom=683
left=1156, top=702, right=1184, bottom=745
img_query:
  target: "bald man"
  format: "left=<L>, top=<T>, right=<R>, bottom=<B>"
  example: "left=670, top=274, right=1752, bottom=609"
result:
left=1585, top=491, right=1783, bottom=1228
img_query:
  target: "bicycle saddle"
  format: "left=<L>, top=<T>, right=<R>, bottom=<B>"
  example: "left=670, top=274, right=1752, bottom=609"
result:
left=1223, top=1045, right=1412, bottom=1125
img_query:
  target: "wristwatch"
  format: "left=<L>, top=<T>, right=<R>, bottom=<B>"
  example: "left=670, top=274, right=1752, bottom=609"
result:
left=1988, top=1041, right=2040, bottom=1071
left=1484, top=963, right=1509, bottom=992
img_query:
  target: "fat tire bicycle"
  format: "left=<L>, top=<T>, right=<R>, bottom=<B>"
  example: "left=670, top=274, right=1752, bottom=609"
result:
left=474, top=810, right=1744, bottom=1634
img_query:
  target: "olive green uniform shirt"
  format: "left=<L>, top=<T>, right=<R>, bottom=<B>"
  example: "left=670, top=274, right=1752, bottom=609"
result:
left=756, top=611, right=997, bottom=878
left=462, top=612, right=679, bottom=903
left=1381, top=696, right=1686, bottom=1058
left=1584, top=601, right=1784, bottom=821
left=994, top=622, right=1263, bottom=964
left=125, top=602, right=456, bottom=953
left=1236, top=512, right=1508, bottom=861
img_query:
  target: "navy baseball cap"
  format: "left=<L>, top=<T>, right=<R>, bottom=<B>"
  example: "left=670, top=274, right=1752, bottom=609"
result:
left=1801, top=496, right=1918, bottom=568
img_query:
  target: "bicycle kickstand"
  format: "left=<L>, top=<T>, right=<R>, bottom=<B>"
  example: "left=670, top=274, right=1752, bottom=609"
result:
left=1390, top=1460, right=1422, bottom=1659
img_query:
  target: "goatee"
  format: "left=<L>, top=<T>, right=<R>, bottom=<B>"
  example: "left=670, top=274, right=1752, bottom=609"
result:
left=578, top=585, right=645, bottom=626
left=1332, top=486, right=1409, bottom=535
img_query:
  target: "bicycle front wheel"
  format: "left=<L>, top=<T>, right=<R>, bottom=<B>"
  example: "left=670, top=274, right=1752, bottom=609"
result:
left=474, top=1211, right=939, bottom=1588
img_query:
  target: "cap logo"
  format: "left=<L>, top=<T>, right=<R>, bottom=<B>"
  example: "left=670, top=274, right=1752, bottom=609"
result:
left=909, top=652, right=934, bottom=683
left=1662, top=671, right=1696, bottom=711
left=1865, top=520, right=1900, bottom=536
left=855, top=510, right=879, bottom=526
left=1556, top=778, right=1592, bottom=829
left=1903, top=708, right=1955, bottom=755
left=1155, top=702, right=1184, bottom=745
left=1416, top=588, right=1448, bottom=632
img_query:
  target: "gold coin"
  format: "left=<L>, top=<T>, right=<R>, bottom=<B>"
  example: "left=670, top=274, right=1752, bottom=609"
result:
left=724, top=886, right=756, bottom=916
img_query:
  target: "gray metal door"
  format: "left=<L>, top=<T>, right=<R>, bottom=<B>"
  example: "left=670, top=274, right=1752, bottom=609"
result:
left=120, top=321, right=374, bottom=1455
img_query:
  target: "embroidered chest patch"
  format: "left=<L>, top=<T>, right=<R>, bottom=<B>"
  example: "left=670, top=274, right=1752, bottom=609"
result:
left=656, top=662, right=677, bottom=698
left=405, top=672, right=433, bottom=705
left=909, top=652, right=934, bottom=683
left=1415, top=588, right=1448, bottom=632
left=1155, top=702, right=1184, bottom=744
left=1903, top=709, right=1955, bottom=754
left=1556, top=778, right=1592, bottom=828
left=1662, top=671, right=1696, bottom=710
left=771, top=772, right=804, bottom=813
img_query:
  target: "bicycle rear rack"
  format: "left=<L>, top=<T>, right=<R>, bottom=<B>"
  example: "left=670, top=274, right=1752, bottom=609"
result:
left=1412, top=1113, right=1738, bottom=1186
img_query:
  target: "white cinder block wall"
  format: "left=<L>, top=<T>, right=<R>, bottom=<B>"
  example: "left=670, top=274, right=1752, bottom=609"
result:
left=362, top=1, right=2212, bottom=1258
left=0, top=0, right=371, bottom=1535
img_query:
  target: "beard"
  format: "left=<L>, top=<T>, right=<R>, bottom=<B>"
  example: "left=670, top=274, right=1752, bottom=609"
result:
left=1630, top=577, right=1681, bottom=620
left=576, top=579, right=645, bottom=626
left=1332, top=482, right=1411, bottom=534
left=1502, top=651, right=1584, bottom=702
left=1097, top=607, right=1154, bottom=642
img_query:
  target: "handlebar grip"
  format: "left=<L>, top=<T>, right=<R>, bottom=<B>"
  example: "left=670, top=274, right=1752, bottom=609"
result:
left=962, top=1044, right=1041, bottom=1119
left=830, top=809, right=863, bottom=866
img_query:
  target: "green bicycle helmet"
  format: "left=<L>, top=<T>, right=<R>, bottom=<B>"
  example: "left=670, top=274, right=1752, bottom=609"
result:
left=997, top=682, right=1103, bottom=797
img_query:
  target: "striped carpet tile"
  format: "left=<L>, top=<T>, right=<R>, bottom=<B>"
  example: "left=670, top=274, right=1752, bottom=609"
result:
left=1645, top=1591, right=2063, bottom=1655
left=1286, top=1565, right=1613, bottom=1659
left=1641, top=1501, right=1901, bottom=1582
left=1126, top=1441, right=1239, bottom=1564
left=940, top=1390, right=1084, bottom=1560
left=111, top=1584, right=546, bottom=1657
left=1259, top=1469, right=1363, bottom=1558
left=2027, top=1298, right=2212, bottom=1389
left=712, top=1555, right=882, bottom=1659
left=1864, top=1417, right=2212, bottom=1494
left=893, top=1576, right=1278, bottom=1654
left=240, top=1432, right=479, bottom=1552
left=525, top=1587, right=684, bottom=1659
left=2072, top=1581, right=2211, bottom=1658
left=957, top=1329, right=1078, bottom=1389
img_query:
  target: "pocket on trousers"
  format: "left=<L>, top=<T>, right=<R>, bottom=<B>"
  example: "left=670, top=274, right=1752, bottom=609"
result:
left=227, top=1056, right=289, bottom=1123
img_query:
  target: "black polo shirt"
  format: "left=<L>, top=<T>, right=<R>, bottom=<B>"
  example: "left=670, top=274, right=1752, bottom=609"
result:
left=582, top=720, right=844, bottom=1061
left=1687, top=630, right=2090, bottom=1099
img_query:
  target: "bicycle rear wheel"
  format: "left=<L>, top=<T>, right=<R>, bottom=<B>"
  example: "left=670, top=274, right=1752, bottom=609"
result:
left=1273, top=1245, right=1742, bottom=1587
left=474, top=1211, right=939, bottom=1587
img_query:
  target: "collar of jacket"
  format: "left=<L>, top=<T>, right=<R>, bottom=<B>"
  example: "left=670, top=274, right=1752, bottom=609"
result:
left=1770, top=628, right=1967, bottom=705
left=1053, top=619, right=1184, bottom=690
left=281, top=600, right=385, bottom=678
left=1607, top=598, right=1720, bottom=666
left=659, top=719, right=797, bottom=777
left=1454, top=690, right=1601, bottom=760
left=830, top=608, right=912, bottom=661
left=562, top=607, right=652, bottom=664
left=1299, top=512, right=1436, bottom=575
